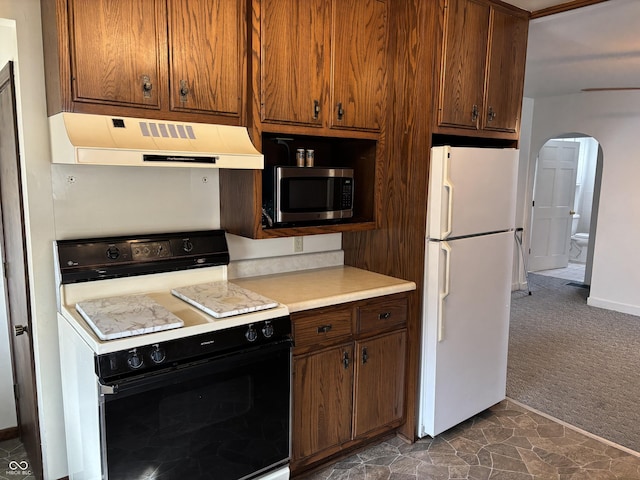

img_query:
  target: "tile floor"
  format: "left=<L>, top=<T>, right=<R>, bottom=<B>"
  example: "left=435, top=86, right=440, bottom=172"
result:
left=298, top=400, right=640, bottom=480
left=0, top=437, right=34, bottom=480
left=3, top=399, right=639, bottom=480
left=532, top=263, right=586, bottom=283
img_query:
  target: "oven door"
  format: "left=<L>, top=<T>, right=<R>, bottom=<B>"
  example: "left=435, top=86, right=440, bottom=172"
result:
left=98, top=341, right=291, bottom=480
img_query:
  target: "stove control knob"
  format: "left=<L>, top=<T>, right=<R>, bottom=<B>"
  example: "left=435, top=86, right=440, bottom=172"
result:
left=262, top=321, right=274, bottom=338
left=245, top=325, right=258, bottom=342
left=182, top=239, right=194, bottom=253
left=106, top=246, right=120, bottom=260
left=150, top=345, right=166, bottom=364
left=127, top=350, right=144, bottom=370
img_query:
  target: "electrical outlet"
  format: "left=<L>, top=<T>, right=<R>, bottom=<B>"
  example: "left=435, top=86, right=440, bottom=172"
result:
left=293, top=237, right=303, bottom=253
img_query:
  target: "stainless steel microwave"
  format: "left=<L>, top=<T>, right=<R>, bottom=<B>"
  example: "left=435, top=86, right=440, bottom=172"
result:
left=274, top=166, right=354, bottom=223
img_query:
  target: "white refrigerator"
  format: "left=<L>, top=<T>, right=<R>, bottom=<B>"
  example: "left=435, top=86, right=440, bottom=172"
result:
left=417, top=145, right=518, bottom=438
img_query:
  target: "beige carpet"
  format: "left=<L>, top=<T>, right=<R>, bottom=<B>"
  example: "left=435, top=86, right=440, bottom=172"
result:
left=507, top=273, right=640, bottom=454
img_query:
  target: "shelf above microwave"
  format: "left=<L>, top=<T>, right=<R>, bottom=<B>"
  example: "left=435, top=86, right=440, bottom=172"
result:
left=219, top=133, right=380, bottom=239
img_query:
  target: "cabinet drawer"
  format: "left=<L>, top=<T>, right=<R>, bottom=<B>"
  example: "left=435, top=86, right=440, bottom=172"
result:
left=357, top=297, right=407, bottom=334
left=292, top=307, right=353, bottom=348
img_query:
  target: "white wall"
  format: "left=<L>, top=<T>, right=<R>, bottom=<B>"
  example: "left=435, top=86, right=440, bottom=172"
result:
left=0, top=2, right=62, bottom=478
left=1, top=2, right=342, bottom=478
left=519, top=91, right=640, bottom=316
left=0, top=17, right=18, bottom=432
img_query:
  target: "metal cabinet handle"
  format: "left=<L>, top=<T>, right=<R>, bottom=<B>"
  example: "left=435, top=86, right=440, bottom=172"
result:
left=179, top=80, right=190, bottom=102
left=471, top=104, right=479, bottom=122
left=362, top=347, right=368, bottom=364
left=313, top=99, right=320, bottom=120
left=487, top=106, right=496, bottom=122
left=378, top=312, right=391, bottom=320
left=342, top=351, right=350, bottom=369
left=142, top=74, right=152, bottom=98
left=337, top=102, right=344, bottom=120
left=317, top=324, right=332, bottom=334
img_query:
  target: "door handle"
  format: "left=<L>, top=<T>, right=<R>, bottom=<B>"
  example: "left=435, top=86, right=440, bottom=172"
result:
left=14, top=325, right=28, bottom=336
left=570, top=210, right=576, bottom=215
left=442, top=151, right=453, bottom=239
left=438, top=242, right=451, bottom=342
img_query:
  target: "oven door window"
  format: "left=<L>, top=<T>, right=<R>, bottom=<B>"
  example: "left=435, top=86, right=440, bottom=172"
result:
left=99, top=342, right=291, bottom=480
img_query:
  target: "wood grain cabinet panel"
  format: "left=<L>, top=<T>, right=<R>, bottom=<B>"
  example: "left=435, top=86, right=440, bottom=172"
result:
left=290, top=294, right=408, bottom=474
left=168, top=0, right=244, bottom=117
left=260, top=0, right=328, bottom=126
left=257, top=0, right=386, bottom=133
left=353, top=330, right=406, bottom=437
left=482, top=6, right=528, bottom=133
left=330, top=0, right=387, bottom=132
left=42, top=0, right=246, bottom=124
left=292, top=344, right=353, bottom=460
left=437, top=0, right=489, bottom=129
left=435, top=0, right=528, bottom=138
left=70, top=0, right=165, bottom=109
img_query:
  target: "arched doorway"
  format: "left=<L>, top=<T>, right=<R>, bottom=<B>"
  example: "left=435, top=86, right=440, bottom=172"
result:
left=528, top=134, right=602, bottom=286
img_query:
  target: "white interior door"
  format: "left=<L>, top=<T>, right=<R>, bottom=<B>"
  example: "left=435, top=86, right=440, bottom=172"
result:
left=419, top=231, right=512, bottom=437
left=529, top=140, right=579, bottom=271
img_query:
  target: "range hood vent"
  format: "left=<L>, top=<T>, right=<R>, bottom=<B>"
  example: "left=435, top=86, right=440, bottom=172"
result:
left=49, top=112, right=264, bottom=169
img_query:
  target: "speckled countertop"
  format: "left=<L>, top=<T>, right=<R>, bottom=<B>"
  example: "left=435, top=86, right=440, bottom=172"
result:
left=231, top=265, right=416, bottom=312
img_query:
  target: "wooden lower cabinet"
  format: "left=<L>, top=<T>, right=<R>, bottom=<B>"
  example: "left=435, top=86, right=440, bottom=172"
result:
left=353, top=330, right=406, bottom=437
left=292, top=344, right=354, bottom=460
left=290, top=294, right=408, bottom=473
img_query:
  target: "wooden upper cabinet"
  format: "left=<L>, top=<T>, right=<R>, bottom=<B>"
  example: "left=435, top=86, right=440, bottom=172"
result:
left=330, top=0, right=387, bottom=132
left=435, top=0, right=528, bottom=138
left=42, top=0, right=246, bottom=124
left=438, top=0, right=489, bottom=129
left=168, top=0, right=245, bottom=117
left=260, top=0, right=328, bottom=126
left=70, top=0, right=166, bottom=109
left=256, top=0, right=386, bottom=134
left=482, top=6, right=529, bottom=133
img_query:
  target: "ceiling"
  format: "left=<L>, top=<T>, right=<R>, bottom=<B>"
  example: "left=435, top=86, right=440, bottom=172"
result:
left=502, top=0, right=640, bottom=98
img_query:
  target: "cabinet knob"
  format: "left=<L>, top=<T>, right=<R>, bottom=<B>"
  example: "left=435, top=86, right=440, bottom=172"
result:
left=378, top=312, right=392, bottom=320
left=487, top=106, right=496, bottom=122
left=179, top=80, right=190, bottom=103
left=336, top=102, right=345, bottom=121
left=142, top=75, right=153, bottom=98
left=313, top=99, right=320, bottom=120
left=362, top=347, right=368, bottom=364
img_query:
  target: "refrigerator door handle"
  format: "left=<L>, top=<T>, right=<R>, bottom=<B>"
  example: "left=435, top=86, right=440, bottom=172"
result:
left=442, top=153, right=454, bottom=239
left=438, top=242, right=451, bottom=342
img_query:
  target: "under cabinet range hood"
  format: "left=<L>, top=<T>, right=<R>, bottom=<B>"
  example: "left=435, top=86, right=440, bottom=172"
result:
left=48, top=112, right=264, bottom=169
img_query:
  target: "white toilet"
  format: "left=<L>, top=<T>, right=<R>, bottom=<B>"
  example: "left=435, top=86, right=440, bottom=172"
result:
left=570, top=214, right=589, bottom=262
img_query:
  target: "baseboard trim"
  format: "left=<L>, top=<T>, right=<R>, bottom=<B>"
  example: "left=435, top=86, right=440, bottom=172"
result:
left=0, top=426, right=19, bottom=441
left=507, top=397, right=640, bottom=458
left=586, top=296, right=640, bottom=317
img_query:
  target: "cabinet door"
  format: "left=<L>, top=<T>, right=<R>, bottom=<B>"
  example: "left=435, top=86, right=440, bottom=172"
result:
left=353, top=330, right=406, bottom=437
left=437, top=0, right=490, bottom=129
left=260, top=0, right=328, bottom=126
left=69, top=0, right=165, bottom=109
left=330, top=0, right=387, bottom=131
left=292, top=344, right=353, bottom=461
left=168, top=0, right=245, bottom=117
left=482, top=7, right=528, bottom=133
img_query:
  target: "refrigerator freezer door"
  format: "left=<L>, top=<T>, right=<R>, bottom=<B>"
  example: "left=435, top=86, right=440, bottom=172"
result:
left=428, top=146, right=518, bottom=239
left=418, top=231, right=513, bottom=438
